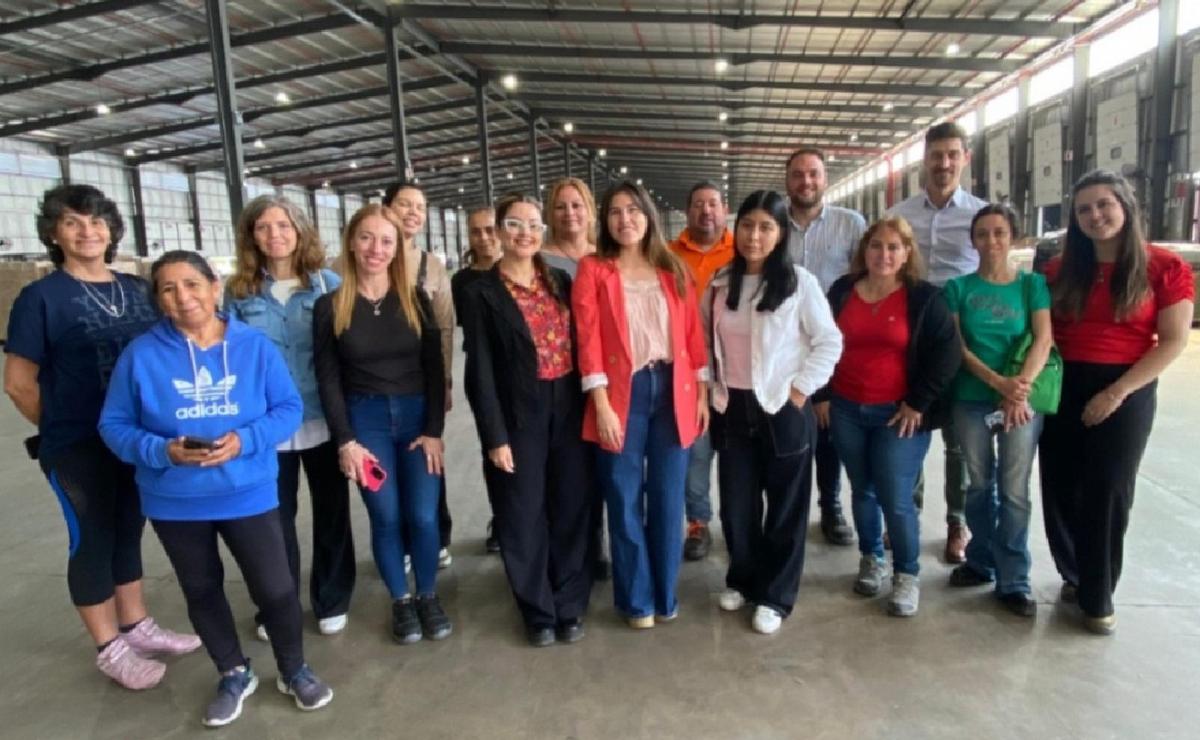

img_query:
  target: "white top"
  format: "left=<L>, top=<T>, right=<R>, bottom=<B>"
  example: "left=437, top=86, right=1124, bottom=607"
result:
left=269, top=277, right=301, bottom=305
left=702, top=265, right=843, bottom=414
left=716, top=274, right=759, bottom=390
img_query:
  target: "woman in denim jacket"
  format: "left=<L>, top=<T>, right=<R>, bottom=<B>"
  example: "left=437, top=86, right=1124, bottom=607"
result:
left=225, top=195, right=355, bottom=638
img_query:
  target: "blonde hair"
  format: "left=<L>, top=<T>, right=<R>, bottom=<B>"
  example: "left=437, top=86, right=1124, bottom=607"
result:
left=545, top=178, right=597, bottom=246
left=849, top=216, right=926, bottom=285
left=228, top=196, right=326, bottom=299
left=331, top=204, right=422, bottom=336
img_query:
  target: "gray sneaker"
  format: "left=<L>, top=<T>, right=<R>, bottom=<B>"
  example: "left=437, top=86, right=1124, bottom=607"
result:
left=202, top=665, right=258, bottom=727
left=853, top=555, right=888, bottom=596
left=888, top=573, right=920, bottom=617
left=276, top=664, right=333, bottom=711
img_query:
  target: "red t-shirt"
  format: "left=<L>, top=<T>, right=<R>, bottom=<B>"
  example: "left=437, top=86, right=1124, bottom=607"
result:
left=1045, top=245, right=1194, bottom=364
left=832, top=287, right=910, bottom=404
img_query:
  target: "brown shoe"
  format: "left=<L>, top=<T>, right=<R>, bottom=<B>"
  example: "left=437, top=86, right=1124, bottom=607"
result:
left=944, top=522, right=969, bottom=564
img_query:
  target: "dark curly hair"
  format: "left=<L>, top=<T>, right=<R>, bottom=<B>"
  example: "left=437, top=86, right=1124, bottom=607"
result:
left=36, top=184, right=125, bottom=265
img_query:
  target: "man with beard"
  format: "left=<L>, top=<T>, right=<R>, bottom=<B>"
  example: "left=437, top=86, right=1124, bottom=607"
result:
left=785, top=147, right=865, bottom=546
left=887, top=122, right=988, bottom=564
left=669, top=181, right=735, bottom=561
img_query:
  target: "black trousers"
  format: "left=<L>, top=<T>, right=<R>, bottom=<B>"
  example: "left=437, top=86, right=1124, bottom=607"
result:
left=273, top=441, right=356, bottom=620
left=715, top=389, right=815, bottom=617
left=1039, top=361, right=1156, bottom=618
left=40, top=437, right=145, bottom=606
left=815, top=425, right=843, bottom=511
left=153, top=509, right=305, bottom=678
left=490, top=375, right=595, bottom=629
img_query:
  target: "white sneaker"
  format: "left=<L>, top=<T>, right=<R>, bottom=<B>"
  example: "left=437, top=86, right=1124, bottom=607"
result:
left=854, top=555, right=889, bottom=596
left=254, top=624, right=269, bottom=643
left=888, top=573, right=920, bottom=617
left=318, top=614, right=347, bottom=635
left=438, top=548, right=453, bottom=569
left=718, top=588, right=746, bottom=611
left=751, top=605, right=782, bottom=635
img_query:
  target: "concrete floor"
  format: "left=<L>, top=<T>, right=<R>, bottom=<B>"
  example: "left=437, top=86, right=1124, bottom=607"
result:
left=2, top=337, right=1200, bottom=740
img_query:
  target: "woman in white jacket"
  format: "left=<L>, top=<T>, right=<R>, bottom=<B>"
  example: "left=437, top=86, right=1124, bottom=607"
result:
left=702, top=190, right=843, bottom=635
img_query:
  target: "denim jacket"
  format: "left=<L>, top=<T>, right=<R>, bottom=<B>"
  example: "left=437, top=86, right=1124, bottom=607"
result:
left=225, top=269, right=340, bottom=422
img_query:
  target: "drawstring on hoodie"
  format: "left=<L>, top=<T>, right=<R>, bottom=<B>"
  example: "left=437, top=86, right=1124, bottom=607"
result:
left=185, top=337, right=232, bottom=407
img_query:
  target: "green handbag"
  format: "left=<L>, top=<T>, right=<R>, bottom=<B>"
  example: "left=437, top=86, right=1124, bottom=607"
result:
left=1002, top=275, right=1062, bottom=415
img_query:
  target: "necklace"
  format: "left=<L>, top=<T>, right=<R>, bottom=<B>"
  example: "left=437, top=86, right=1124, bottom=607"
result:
left=71, top=272, right=126, bottom=318
left=361, top=291, right=387, bottom=316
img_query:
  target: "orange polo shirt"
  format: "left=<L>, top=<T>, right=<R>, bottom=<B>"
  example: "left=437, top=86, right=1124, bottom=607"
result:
left=668, top=228, right=735, bottom=294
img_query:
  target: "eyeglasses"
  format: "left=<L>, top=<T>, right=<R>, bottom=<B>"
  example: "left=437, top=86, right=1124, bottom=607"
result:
left=502, top=219, right=545, bottom=234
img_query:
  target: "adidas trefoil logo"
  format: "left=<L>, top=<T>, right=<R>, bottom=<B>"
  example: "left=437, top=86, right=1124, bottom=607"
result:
left=173, top=366, right=240, bottom=419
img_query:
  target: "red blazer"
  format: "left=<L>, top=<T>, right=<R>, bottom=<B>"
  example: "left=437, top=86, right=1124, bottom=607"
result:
left=572, top=255, right=708, bottom=452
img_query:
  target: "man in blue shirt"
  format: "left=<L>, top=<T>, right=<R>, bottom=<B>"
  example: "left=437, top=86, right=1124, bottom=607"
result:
left=785, top=146, right=866, bottom=546
left=887, top=122, right=988, bottom=564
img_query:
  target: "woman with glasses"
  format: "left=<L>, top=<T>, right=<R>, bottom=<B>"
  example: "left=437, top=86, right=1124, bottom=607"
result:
left=461, top=195, right=595, bottom=647
left=573, top=181, right=708, bottom=629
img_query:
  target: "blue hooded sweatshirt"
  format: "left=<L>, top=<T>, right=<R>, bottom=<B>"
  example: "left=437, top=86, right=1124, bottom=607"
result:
left=99, top=314, right=302, bottom=521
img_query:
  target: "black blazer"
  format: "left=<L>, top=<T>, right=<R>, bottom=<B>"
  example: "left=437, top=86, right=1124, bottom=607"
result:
left=461, top=265, right=578, bottom=451
left=818, top=275, right=962, bottom=431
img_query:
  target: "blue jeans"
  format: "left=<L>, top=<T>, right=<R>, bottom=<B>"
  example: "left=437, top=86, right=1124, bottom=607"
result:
left=684, top=429, right=714, bottom=523
left=596, top=363, right=689, bottom=618
left=347, top=394, right=441, bottom=599
left=829, top=397, right=931, bottom=576
left=953, top=401, right=1043, bottom=595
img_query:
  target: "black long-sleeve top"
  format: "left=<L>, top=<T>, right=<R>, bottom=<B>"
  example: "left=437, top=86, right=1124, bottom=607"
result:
left=313, top=289, right=445, bottom=445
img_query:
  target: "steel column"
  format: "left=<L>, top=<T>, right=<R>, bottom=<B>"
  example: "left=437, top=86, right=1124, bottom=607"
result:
left=1012, top=76, right=1032, bottom=230
left=307, top=186, right=320, bottom=234
left=1070, top=44, right=1091, bottom=186
left=1148, top=0, right=1180, bottom=239
left=588, top=152, right=597, bottom=194
left=528, top=117, right=542, bottom=194
left=186, top=167, right=204, bottom=251
left=563, top=140, right=572, bottom=178
left=129, top=164, right=149, bottom=257
left=475, top=79, right=494, bottom=205
left=337, top=192, right=347, bottom=231
left=204, top=0, right=245, bottom=223
left=56, top=145, right=71, bottom=184
left=455, top=208, right=464, bottom=255
left=383, top=10, right=413, bottom=184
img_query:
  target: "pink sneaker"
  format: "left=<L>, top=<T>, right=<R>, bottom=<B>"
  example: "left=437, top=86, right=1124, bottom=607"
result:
left=96, top=636, right=166, bottom=690
left=123, top=617, right=202, bottom=656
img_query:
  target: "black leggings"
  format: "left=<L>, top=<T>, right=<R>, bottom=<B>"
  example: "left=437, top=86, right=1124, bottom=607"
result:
left=274, top=441, right=356, bottom=620
left=40, top=437, right=145, bottom=607
left=152, top=509, right=305, bottom=678
left=1039, top=361, right=1156, bottom=618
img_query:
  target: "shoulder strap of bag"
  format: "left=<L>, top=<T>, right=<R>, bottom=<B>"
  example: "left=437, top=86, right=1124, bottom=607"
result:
left=418, top=251, right=428, bottom=287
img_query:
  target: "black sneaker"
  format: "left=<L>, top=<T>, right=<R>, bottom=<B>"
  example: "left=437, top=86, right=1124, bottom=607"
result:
left=485, top=519, right=501, bottom=554
left=998, top=592, right=1037, bottom=618
left=391, top=598, right=421, bottom=644
left=819, top=508, right=854, bottom=546
left=948, top=564, right=994, bottom=588
left=415, top=594, right=453, bottom=640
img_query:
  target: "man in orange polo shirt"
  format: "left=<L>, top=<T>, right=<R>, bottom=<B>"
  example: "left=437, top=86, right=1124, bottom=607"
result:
left=669, top=181, right=735, bottom=560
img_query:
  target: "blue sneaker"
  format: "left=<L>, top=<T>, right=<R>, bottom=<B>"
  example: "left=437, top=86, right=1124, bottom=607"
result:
left=276, top=665, right=333, bottom=711
left=202, top=664, right=258, bottom=727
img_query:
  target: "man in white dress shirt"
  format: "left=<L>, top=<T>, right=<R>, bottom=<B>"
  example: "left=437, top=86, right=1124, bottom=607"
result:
left=886, top=122, right=988, bottom=564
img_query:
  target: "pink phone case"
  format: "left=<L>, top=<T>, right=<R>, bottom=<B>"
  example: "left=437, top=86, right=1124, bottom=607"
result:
left=361, top=458, right=387, bottom=492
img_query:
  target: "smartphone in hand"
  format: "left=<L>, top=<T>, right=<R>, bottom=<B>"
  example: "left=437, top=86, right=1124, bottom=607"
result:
left=182, top=436, right=218, bottom=450
left=361, top=457, right=387, bottom=493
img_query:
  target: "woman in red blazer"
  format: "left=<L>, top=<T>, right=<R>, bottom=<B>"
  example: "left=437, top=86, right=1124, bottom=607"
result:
left=572, top=180, right=708, bottom=628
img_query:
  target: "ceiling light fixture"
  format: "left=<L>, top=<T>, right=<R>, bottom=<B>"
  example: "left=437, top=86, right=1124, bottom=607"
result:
left=322, top=180, right=331, bottom=188
left=850, top=133, right=859, bottom=142
left=458, top=186, right=465, bottom=193
left=461, top=155, right=470, bottom=165
left=123, top=148, right=136, bottom=157
left=253, top=138, right=265, bottom=149
left=636, top=178, right=643, bottom=185
left=946, top=43, right=960, bottom=56
left=349, top=160, right=358, bottom=169
left=882, top=102, right=894, bottom=112
left=721, top=160, right=728, bottom=168
left=714, top=58, right=729, bottom=73
left=718, top=112, right=729, bottom=122
left=274, top=91, right=290, bottom=104
left=720, top=141, right=729, bottom=150
left=563, top=122, right=574, bottom=133
left=619, top=166, right=628, bottom=174
left=501, top=73, right=518, bottom=90
left=598, top=148, right=607, bottom=157
left=506, top=172, right=514, bottom=180
left=95, top=104, right=111, bottom=115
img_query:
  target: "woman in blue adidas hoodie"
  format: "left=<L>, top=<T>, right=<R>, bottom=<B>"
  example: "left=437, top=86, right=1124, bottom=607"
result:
left=99, top=251, right=332, bottom=728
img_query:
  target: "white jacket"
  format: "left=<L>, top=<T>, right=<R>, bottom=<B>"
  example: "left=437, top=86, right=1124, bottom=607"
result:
left=702, top=265, right=843, bottom=414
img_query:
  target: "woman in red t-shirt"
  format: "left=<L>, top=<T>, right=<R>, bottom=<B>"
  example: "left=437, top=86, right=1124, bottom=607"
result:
left=1039, top=170, right=1193, bottom=635
left=818, top=217, right=961, bottom=618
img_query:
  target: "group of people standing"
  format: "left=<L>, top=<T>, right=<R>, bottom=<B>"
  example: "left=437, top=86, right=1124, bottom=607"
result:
left=3, top=119, right=1192, bottom=728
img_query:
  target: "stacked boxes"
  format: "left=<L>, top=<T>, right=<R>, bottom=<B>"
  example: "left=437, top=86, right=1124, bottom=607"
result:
left=0, top=260, right=53, bottom=342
